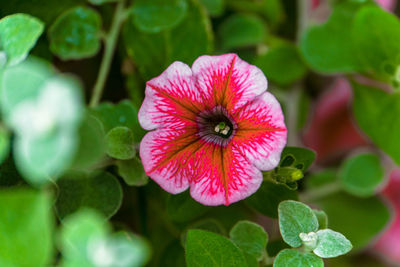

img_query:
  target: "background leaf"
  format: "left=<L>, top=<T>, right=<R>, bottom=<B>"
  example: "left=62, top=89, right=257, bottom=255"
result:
left=185, top=229, right=247, bottom=267
left=273, top=249, right=323, bottom=267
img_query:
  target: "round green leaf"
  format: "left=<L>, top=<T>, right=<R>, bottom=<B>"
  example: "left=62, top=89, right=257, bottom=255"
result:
left=273, top=249, right=323, bottom=267
left=91, top=100, right=145, bottom=143
left=48, top=6, right=102, bottom=60
left=116, top=157, right=149, bottom=186
left=246, top=180, right=298, bottom=218
left=339, top=153, right=384, bottom=197
left=255, top=43, right=307, bottom=86
left=278, top=200, right=319, bottom=247
left=313, top=229, right=352, bottom=258
left=0, top=13, right=44, bottom=66
left=185, top=229, right=247, bottom=267
left=106, top=126, right=136, bottom=160
left=313, top=209, right=328, bottom=230
left=55, top=171, right=123, bottom=220
left=0, top=189, right=53, bottom=267
left=131, top=0, right=188, bottom=33
left=218, top=14, right=266, bottom=49
left=314, top=192, right=390, bottom=250
left=229, top=221, right=268, bottom=260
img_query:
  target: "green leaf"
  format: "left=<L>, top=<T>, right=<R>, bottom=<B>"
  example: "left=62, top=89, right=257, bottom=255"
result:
left=273, top=249, right=323, bottom=267
left=229, top=221, right=268, bottom=260
left=0, top=127, right=10, bottom=165
left=306, top=169, right=337, bottom=189
left=116, top=157, right=149, bottom=186
left=48, top=6, right=102, bottom=60
left=71, top=113, right=106, bottom=169
left=0, top=189, right=53, bottom=267
left=246, top=180, right=298, bottom=218
left=61, top=209, right=151, bottom=267
left=105, top=126, right=136, bottom=160
left=218, top=14, right=266, bottom=50
left=279, top=146, right=315, bottom=171
left=167, top=190, right=210, bottom=223
left=183, top=219, right=227, bottom=246
left=91, top=100, right=145, bottom=143
left=0, top=14, right=44, bottom=66
left=0, top=58, right=53, bottom=121
left=278, top=200, right=319, bottom=247
left=313, top=209, right=328, bottom=229
left=352, top=83, right=400, bottom=164
left=339, top=153, right=384, bottom=197
left=313, top=192, right=390, bottom=250
left=300, top=0, right=373, bottom=73
left=313, top=229, right=352, bottom=258
left=124, top=0, right=212, bottom=80
left=55, top=171, right=122, bottom=220
left=131, top=0, right=188, bottom=33
left=254, top=43, right=307, bottom=86
left=199, top=0, right=224, bottom=16
left=185, top=229, right=247, bottom=267
left=353, top=6, right=400, bottom=82
left=9, top=74, right=84, bottom=185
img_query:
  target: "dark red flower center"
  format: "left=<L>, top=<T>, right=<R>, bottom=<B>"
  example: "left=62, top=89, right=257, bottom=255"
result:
left=196, top=105, right=236, bottom=147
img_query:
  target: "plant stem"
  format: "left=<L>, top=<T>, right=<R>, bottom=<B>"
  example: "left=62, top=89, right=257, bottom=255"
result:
left=89, top=0, right=127, bottom=107
left=300, top=181, right=342, bottom=203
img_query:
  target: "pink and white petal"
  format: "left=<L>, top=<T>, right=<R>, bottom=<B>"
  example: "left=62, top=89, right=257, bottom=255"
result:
left=140, top=128, right=203, bottom=194
left=191, top=53, right=268, bottom=112
left=233, top=92, right=287, bottom=171
left=138, top=61, right=204, bottom=131
left=189, top=142, right=263, bottom=206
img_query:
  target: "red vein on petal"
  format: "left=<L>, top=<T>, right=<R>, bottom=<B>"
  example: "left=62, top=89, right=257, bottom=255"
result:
left=218, top=55, right=236, bottom=107
left=149, top=84, right=201, bottom=115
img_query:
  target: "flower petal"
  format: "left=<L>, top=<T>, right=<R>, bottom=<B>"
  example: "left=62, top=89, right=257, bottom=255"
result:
left=233, top=92, right=287, bottom=170
left=191, top=53, right=268, bottom=112
left=138, top=61, right=204, bottom=131
left=189, top=142, right=263, bottom=206
left=139, top=127, right=203, bottom=194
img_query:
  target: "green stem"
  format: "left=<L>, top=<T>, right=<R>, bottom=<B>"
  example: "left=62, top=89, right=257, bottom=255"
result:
left=89, top=0, right=128, bottom=107
left=300, top=181, right=342, bottom=203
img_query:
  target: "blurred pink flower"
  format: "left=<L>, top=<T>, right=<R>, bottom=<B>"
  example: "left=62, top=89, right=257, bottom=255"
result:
left=303, top=78, right=368, bottom=163
left=374, top=169, right=400, bottom=263
left=139, top=54, right=287, bottom=206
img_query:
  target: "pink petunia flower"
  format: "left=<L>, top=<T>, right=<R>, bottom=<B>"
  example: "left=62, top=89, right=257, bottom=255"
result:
left=138, top=54, right=287, bottom=206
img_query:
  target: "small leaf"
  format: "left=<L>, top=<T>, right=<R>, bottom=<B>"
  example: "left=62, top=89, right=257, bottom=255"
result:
left=167, top=190, right=210, bottom=223
left=0, top=13, right=44, bottom=66
left=300, top=1, right=372, bottom=73
left=116, top=157, right=149, bottom=186
left=313, top=192, right=390, bottom=250
left=254, top=43, right=307, bottom=86
left=131, top=0, right=188, bottom=33
left=339, top=153, right=384, bottom=197
left=185, top=229, right=247, bottom=267
left=0, top=189, right=53, bottom=267
left=313, top=229, right=352, bottom=258
left=105, top=126, right=136, bottom=160
left=273, top=249, right=323, bottom=267
left=71, top=113, right=106, bottom=169
left=353, top=83, right=400, bottom=165
left=218, top=14, right=266, bottom=49
left=246, top=180, right=298, bottom=218
left=91, top=100, right=145, bottom=143
left=278, top=200, right=319, bottom=247
left=229, top=220, right=268, bottom=260
left=279, top=146, right=316, bottom=171
left=313, top=209, right=328, bottom=229
left=48, top=6, right=102, bottom=60
left=55, top=171, right=123, bottom=220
